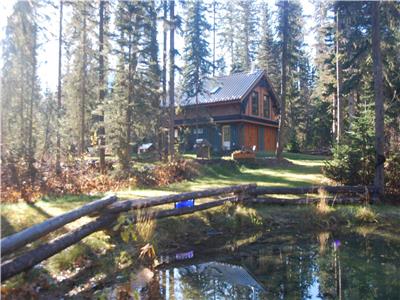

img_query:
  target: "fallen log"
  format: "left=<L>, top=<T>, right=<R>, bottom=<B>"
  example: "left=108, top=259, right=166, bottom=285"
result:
left=1, top=213, right=117, bottom=282
left=252, top=185, right=373, bottom=196
left=1, top=195, right=117, bottom=257
left=251, top=197, right=362, bottom=205
left=105, top=184, right=256, bottom=214
left=128, top=196, right=241, bottom=222
left=1, top=195, right=242, bottom=281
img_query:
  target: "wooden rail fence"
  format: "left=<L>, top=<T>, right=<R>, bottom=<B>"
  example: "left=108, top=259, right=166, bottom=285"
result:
left=0, top=184, right=373, bottom=281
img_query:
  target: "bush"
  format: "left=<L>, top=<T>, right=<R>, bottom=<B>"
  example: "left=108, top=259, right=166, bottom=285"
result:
left=386, top=152, right=400, bottom=195
left=323, top=105, right=375, bottom=185
left=134, top=159, right=200, bottom=187
left=286, top=132, right=301, bottom=153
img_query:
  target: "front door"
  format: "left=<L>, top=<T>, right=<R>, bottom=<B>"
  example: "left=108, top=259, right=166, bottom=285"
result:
left=222, top=125, right=231, bottom=150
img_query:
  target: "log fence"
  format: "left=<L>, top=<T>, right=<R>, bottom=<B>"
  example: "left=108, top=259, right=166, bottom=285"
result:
left=0, top=184, right=373, bottom=281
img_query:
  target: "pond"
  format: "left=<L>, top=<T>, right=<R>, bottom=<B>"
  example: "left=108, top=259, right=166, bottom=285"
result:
left=98, top=228, right=400, bottom=299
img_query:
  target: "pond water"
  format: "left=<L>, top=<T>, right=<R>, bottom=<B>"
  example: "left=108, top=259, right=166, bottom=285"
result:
left=99, top=229, right=400, bottom=299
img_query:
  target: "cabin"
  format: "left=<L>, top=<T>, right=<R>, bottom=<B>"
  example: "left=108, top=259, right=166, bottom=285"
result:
left=175, top=69, right=280, bottom=153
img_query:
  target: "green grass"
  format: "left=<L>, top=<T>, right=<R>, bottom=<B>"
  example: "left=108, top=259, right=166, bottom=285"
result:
left=1, top=152, right=327, bottom=238
left=0, top=152, right=330, bottom=292
left=2, top=152, right=400, bottom=297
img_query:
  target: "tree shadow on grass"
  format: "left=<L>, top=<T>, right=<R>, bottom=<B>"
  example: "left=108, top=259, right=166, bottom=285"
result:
left=1, top=214, right=17, bottom=237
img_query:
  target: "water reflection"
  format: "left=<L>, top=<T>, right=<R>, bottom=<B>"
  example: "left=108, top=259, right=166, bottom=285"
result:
left=155, top=262, right=266, bottom=299
left=101, top=230, right=400, bottom=299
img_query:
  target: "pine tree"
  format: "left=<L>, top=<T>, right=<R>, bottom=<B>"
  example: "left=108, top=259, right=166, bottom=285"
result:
left=257, top=2, right=279, bottom=88
left=181, top=0, right=212, bottom=98
left=235, top=0, right=258, bottom=72
left=218, top=1, right=237, bottom=73
left=371, top=1, right=384, bottom=197
left=1, top=0, right=41, bottom=183
left=107, top=0, right=161, bottom=170
left=63, top=1, right=97, bottom=156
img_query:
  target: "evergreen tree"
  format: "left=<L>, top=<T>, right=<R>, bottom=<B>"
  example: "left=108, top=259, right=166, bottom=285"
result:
left=234, top=0, right=258, bottom=72
left=257, top=2, right=280, bottom=88
left=181, top=0, right=212, bottom=98
left=276, top=0, right=309, bottom=157
left=63, top=1, right=97, bottom=156
left=107, top=0, right=161, bottom=170
left=1, top=0, right=41, bottom=183
left=217, top=1, right=237, bottom=73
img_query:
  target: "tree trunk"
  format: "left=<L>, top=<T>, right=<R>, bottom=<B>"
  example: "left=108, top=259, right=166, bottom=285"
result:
left=276, top=0, right=288, bottom=160
left=56, top=0, right=63, bottom=175
left=348, top=91, right=355, bottom=129
left=371, top=1, right=385, bottom=199
left=168, top=0, right=175, bottom=161
left=212, top=0, right=216, bottom=77
left=332, top=92, right=337, bottom=141
left=126, top=35, right=133, bottom=169
left=162, top=0, right=168, bottom=159
left=79, top=7, right=88, bottom=156
left=98, top=0, right=106, bottom=173
left=28, top=25, right=37, bottom=186
left=335, top=6, right=343, bottom=143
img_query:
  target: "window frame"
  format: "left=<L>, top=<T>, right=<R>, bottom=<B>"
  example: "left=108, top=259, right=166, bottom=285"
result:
left=263, top=94, right=271, bottom=119
left=251, top=91, right=259, bottom=116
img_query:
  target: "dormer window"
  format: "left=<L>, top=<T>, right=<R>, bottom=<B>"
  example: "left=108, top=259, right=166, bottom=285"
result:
left=251, top=91, right=259, bottom=115
left=210, top=86, right=221, bottom=94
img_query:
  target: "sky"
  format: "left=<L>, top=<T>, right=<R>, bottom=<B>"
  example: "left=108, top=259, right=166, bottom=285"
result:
left=0, top=0, right=317, bottom=93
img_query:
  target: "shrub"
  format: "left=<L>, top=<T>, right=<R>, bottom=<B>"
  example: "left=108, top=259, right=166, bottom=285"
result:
left=323, top=105, right=375, bottom=185
left=135, top=159, right=200, bottom=187
left=385, top=152, right=400, bottom=195
left=355, top=206, right=378, bottom=223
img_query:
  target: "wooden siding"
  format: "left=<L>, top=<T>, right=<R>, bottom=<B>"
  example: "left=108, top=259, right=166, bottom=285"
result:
left=176, top=102, right=241, bottom=121
left=264, top=126, right=277, bottom=151
left=243, top=124, right=258, bottom=149
left=243, top=123, right=277, bottom=152
left=244, top=84, right=278, bottom=121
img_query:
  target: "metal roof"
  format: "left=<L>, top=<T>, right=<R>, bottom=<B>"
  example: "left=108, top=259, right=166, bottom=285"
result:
left=178, top=70, right=265, bottom=106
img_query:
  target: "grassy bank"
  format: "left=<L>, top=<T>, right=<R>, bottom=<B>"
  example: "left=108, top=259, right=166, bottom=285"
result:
left=1, top=152, right=327, bottom=238
left=7, top=152, right=398, bottom=298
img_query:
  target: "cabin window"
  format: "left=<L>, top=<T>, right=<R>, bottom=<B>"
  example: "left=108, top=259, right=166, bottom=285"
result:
left=263, top=94, right=271, bottom=118
left=193, top=127, right=204, bottom=135
left=222, top=125, right=231, bottom=150
left=251, top=91, right=259, bottom=115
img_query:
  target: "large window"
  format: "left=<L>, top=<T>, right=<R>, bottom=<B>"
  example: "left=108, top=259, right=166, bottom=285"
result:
left=251, top=91, right=259, bottom=115
left=263, top=94, right=271, bottom=118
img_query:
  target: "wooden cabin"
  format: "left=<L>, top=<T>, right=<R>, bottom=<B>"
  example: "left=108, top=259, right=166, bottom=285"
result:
left=175, top=69, right=280, bottom=153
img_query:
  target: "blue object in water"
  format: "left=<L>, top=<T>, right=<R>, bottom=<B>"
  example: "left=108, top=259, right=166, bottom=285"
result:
left=175, top=199, right=195, bottom=209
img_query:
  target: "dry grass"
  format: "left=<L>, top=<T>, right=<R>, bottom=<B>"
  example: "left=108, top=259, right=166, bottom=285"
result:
left=134, top=210, right=157, bottom=244
left=355, top=206, right=379, bottom=223
left=315, top=188, right=332, bottom=215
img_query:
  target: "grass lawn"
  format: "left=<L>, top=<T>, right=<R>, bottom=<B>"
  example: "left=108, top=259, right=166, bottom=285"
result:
left=2, top=152, right=400, bottom=298
left=1, top=152, right=327, bottom=238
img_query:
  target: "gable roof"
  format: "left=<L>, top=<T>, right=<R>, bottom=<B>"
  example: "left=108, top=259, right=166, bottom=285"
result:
left=178, top=69, right=279, bottom=112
